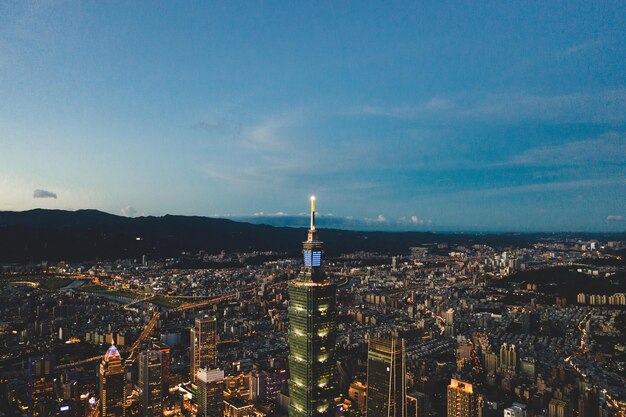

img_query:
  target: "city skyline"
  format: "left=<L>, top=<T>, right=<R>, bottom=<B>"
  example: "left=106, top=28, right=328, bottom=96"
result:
left=1, top=196, right=625, bottom=417
left=1, top=1, right=625, bottom=231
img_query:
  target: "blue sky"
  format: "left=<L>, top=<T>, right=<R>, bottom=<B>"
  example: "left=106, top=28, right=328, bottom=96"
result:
left=1, top=1, right=625, bottom=231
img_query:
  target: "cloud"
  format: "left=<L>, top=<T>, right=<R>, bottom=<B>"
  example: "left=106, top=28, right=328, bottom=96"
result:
left=398, top=215, right=432, bottom=226
left=448, top=178, right=626, bottom=199
left=607, top=215, right=624, bottom=222
left=33, top=189, right=57, bottom=199
left=358, top=89, right=626, bottom=123
left=360, top=97, right=454, bottom=119
left=193, top=120, right=225, bottom=133
left=121, top=206, right=138, bottom=217
left=559, top=40, right=602, bottom=57
left=507, top=131, right=626, bottom=167
left=228, top=213, right=434, bottom=231
left=242, top=116, right=295, bottom=151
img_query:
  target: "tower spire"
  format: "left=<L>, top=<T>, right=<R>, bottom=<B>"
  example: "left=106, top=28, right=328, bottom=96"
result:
left=308, top=195, right=317, bottom=242
left=310, top=195, right=316, bottom=230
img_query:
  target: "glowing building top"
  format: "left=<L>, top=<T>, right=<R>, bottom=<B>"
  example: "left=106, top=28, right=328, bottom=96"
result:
left=104, top=344, right=121, bottom=362
left=301, top=196, right=326, bottom=283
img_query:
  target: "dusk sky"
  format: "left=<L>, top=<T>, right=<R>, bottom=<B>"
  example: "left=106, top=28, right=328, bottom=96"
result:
left=1, top=1, right=625, bottom=231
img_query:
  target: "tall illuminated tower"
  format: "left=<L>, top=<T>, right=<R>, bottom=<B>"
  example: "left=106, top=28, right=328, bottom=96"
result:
left=288, top=196, right=337, bottom=417
left=99, top=345, right=125, bottom=417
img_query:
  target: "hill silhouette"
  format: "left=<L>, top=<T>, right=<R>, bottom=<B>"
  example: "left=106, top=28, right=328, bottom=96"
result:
left=0, top=209, right=623, bottom=263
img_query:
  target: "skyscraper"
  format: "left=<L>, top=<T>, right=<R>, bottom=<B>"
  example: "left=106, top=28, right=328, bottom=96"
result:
left=549, top=399, right=573, bottom=417
left=288, top=197, right=337, bottom=417
left=445, top=309, right=455, bottom=338
left=138, top=349, right=162, bottom=417
left=28, top=355, right=56, bottom=417
left=197, top=368, right=224, bottom=417
left=190, top=313, right=217, bottom=384
left=407, top=392, right=429, bottom=417
left=99, top=345, right=125, bottom=417
left=499, top=343, right=517, bottom=372
left=447, top=379, right=478, bottom=417
left=366, top=336, right=407, bottom=417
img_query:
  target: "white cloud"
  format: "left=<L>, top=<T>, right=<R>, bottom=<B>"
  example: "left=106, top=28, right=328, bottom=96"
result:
left=607, top=215, right=624, bottom=222
left=121, top=206, right=137, bottom=217
left=398, top=215, right=432, bottom=226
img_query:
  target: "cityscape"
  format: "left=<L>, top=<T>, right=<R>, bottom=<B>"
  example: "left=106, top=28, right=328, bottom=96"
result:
left=0, top=197, right=625, bottom=417
left=1, top=2, right=625, bottom=417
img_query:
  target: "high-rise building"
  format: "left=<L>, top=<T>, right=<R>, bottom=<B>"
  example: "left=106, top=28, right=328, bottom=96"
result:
left=578, top=388, right=599, bottom=417
left=548, top=399, right=573, bottom=417
left=251, top=369, right=287, bottom=403
left=445, top=309, right=455, bottom=338
left=154, top=343, right=171, bottom=396
left=28, top=355, right=56, bottom=417
left=224, top=397, right=255, bottom=417
left=521, top=312, right=539, bottom=334
left=407, top=392, right=429, bottom=417
left=520, top=358, right=536, bottom=380
left=138, top=349, right=162, bottom=417
left=366, top=336, right=407, bottom=417
left=288, top=197, right=337, bottom=417
left=99, top=345, right=125, bottom=417
left=191, top=314, right=217, bottom=384
left=483, top=352, right=498, bottom=374
left=197, top=368, right=224, bottom=417
left=447, top=379, right=478, bottom=417
left=499, top=343, right=517, bottom=372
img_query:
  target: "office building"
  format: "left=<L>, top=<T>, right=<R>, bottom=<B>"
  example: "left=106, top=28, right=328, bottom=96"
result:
left=499, top=343, right=517, bottom=372
left=288, top=197, right=337, bottom=417
left=407, top=392, right=429, bottom=417
left=366, top=336, right=407, bottom=417
left=191, top=314, right=217, bottom=384
left=138, top=349, right=162, bottom=417
left=445, top=309, right=455, bottom=338
left=28, top=355, right=56, bottom=417
left=549, top=399, right=573, bottom=417
left=224, top=397, right=255, bottom=417
left=447, top=379, right=478, bottom=417
left=99, top=345, right=125, bottom=417
left=197, top=368, right=224, bottom=417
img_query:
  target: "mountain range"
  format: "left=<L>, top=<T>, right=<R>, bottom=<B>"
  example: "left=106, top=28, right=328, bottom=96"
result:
left=0, top=209, right=623, bottom=263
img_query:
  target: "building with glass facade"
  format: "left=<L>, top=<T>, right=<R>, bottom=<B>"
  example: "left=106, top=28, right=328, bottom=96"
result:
left=99, top=345, right=125, bottom=417
left=288, top=197, right=337, bottom=417
left=366, top=336, right=407, bottom=417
